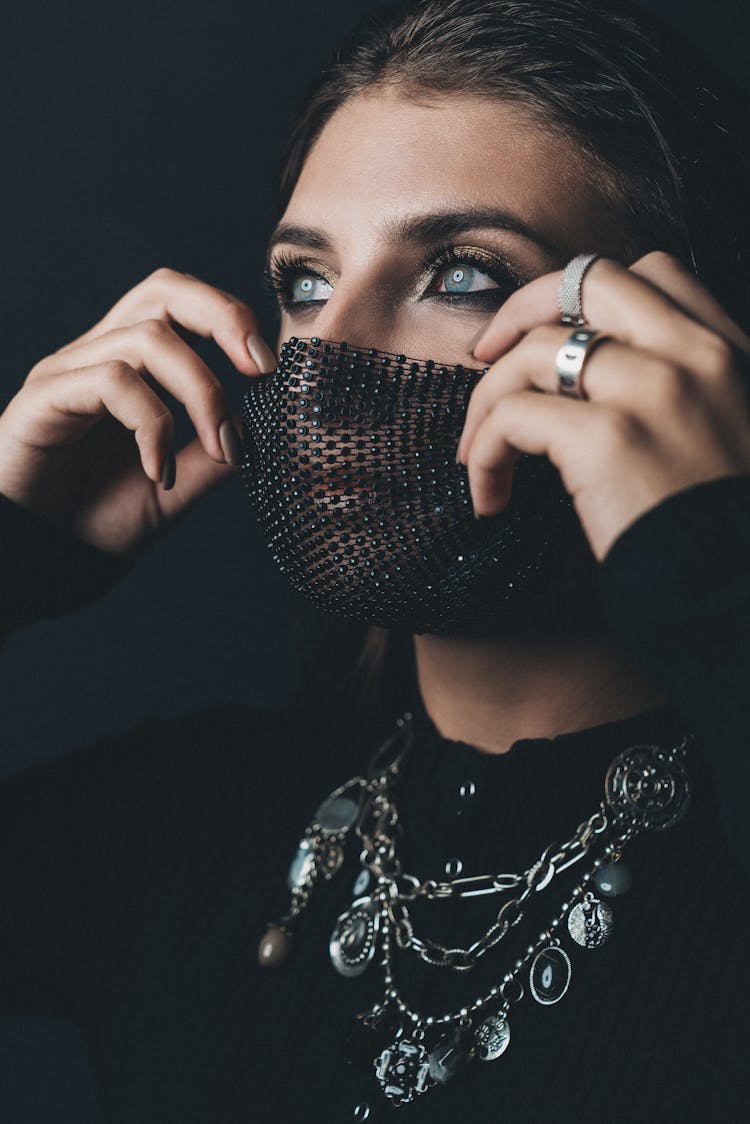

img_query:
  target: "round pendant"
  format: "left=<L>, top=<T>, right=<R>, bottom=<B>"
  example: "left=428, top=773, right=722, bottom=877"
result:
left=605, top=743, right=690, bottom=831
left=330, top=896, right=380, bottom=977
left=529, top=945, right=572, bottom=1004
left=287, top=837, right=316, bottom=891
left=475, top=1013, right=511, bottom=1060
left=315, top=792, right=361, bottom=833
left=568, top=893, right=614, bottom=948
left=594, top=860, right=632, bottom=898
left=374, top=1038, right=432, bottom=1105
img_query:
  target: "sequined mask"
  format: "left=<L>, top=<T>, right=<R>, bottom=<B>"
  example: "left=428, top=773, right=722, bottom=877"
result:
left=240, top=336, right=579, bottom=635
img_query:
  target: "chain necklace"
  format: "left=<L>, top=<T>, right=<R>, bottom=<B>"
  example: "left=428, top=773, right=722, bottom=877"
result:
left=257, top=711, right=693, bottom=1107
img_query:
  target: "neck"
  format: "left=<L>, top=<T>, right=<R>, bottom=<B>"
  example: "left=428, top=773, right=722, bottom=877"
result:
left=412, top=627, right=668, bottom=755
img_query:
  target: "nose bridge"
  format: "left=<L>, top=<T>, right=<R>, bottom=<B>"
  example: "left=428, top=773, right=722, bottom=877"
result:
left=308, top=267, right=402, bottom=352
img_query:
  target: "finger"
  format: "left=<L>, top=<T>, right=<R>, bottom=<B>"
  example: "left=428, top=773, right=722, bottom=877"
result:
left=472, top=255, right=734, bottom=368
left=55, top=267, right=277, bottom=377
left=155, top=427, right=242, bottom=519
left=458, top=326, right=676, bottom=463
left=33, top=319, right=238, bottom=464
left=629, top=251, right=750, bottom=353
left=466, top=389, right=598, bottom=516
left=26, top=361, right=174, bottom=484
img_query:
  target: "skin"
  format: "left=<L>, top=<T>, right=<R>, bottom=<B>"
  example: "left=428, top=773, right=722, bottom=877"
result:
left=1, top=87, right=749, bottom=754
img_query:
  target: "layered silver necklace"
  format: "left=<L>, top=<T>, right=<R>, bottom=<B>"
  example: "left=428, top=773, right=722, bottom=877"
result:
left=257, top=711, right=693, bottom=1107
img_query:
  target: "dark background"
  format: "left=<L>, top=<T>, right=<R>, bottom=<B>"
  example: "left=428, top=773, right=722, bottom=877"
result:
left=1, top=1, right=747, bottom=1119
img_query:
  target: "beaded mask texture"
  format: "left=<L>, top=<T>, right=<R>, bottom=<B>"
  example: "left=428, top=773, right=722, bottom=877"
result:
left=240, top=337, right=579, bottom=634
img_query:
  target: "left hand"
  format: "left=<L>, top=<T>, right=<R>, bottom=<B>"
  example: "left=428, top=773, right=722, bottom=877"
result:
left=457, top=251, right=750, bottom=561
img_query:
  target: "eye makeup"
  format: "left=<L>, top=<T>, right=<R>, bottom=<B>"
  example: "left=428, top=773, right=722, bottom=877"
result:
left=263, top=241, right=528, bottom=314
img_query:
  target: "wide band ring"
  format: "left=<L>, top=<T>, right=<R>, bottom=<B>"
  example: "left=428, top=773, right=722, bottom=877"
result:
left=559, top=253, right=601, bottom=326
left=556, top=328, right=608, bottom=400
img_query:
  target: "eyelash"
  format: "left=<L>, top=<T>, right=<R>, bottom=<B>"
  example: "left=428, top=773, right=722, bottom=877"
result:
left=262, top=245, right=524, bottom=312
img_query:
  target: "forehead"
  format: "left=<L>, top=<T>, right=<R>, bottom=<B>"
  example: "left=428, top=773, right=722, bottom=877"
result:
left=284, top=87, right=621, bottom=256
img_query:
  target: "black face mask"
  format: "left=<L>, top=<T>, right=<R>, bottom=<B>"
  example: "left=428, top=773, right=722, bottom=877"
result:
left=240, top=336, right=581, bottom=636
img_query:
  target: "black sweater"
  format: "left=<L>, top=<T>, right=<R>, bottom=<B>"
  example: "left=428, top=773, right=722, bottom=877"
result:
left=1, top=476, right=749, bottom=1123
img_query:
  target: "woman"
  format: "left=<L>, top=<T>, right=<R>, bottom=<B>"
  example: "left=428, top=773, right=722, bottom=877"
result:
left=0, top=0, right=748, bottom=1120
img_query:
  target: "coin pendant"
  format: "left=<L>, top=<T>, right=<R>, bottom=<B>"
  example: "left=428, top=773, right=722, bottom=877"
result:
left=567, top=893, right=614, bottom=948
left=529, top=945, right=572, bottom=1004
left=605, top=743, right=690, bottom=831
left=475, top=1013, right=511, bottom=1060
left=330, top=896, right=380, bottom=977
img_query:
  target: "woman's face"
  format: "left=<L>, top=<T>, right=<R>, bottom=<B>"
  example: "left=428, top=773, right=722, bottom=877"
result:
left=267, top=87, right=630, bottom=361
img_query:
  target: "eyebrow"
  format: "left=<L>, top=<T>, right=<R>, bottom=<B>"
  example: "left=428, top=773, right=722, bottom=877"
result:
left=267, top=207, right=564, bottom=263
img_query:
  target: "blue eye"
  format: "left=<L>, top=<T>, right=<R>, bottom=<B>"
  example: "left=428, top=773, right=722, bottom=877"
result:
left=437, top=264, right=499, bottom=295
left=291, top=274, right=333, bottom=302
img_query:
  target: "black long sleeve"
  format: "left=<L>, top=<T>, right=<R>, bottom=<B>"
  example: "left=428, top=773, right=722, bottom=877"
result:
left=596, top=472, right=750, bottom=875
left=0, top=492, right=136, bottom=639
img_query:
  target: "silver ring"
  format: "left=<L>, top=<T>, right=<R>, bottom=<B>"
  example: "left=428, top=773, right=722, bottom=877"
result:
left=556, top=328, right=606, bottom=400
left=558, top=253, right=600, bottom=326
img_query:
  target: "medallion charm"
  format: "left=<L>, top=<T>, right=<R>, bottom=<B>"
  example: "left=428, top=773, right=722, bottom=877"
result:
left=568, top=892, right=614, bottom=948
left=330, top=896, right=380, bottom=977
left=374, top=1037, right=432, bottom=1105
left=475, top=1012, right=511, bottom=1060
left=605, top=743, right=690, bottom=831
left=529, top=944, right=572, bottom=1003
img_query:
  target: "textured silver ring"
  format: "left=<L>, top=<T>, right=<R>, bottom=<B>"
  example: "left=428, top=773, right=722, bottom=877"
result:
left=556, top=328, right=608, bottom=400
left=558, top=253, right=601, bottom=326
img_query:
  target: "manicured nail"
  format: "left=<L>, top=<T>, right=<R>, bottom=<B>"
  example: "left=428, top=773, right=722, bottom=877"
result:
left=160, top=448, right=176, bottom=490
left=246, top=332, right=277, bottom=373
left=219, top=419, right=243, bottom=466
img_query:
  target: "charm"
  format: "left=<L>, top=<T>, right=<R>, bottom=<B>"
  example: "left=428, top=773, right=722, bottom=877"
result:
left=427, top=1024, right=476, bottom=1084
left=374, top=1037, right=432, bottom=1105
left=475, top=1012, right=511, bottom=1060
left=314, top=791, right=361, bottom=833
left=330, top=896, right=380, bottom=977
left=257, top=924, right=292, bottom=969
left=568, top=892, right=614, bottom=948
left=594, top=860, right=632, bottom=897
left=529, top=944, right=572, bottom=1003
left=287, top=837, right=316, bottom=891
left=605, top=743, right=691, bottom=831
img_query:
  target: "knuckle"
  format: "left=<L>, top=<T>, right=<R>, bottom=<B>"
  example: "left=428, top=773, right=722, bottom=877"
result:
left=221, top=297, right=252, bottom=329
left=138, top=317, right=171, bottom=344
left=693, top=331, right=734, bottom=379
left=634, top=249, right=680, bottom=272
left=199, top=379, right=226, bottom=412
left=102, top=359, right=137, bottom=385
left=147, top=266, right=180, bottom=285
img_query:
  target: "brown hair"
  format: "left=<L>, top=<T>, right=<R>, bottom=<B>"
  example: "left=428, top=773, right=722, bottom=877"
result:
left=274, top=0, right=750, bottom=728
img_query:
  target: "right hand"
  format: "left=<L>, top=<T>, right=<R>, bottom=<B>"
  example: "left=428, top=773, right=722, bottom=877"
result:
left=0, top=267, right=277, bottom=557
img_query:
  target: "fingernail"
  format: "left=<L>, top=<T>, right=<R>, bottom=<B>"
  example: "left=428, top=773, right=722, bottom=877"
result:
left=160, top=448, right=176, bottom=491
left=219, top=419, right=243, bottom=466
left=246, top=332, right=277, bottom=373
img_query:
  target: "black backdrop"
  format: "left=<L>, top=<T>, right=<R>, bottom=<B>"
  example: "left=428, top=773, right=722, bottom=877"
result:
left=2, top=1, right=747, bottom=1119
